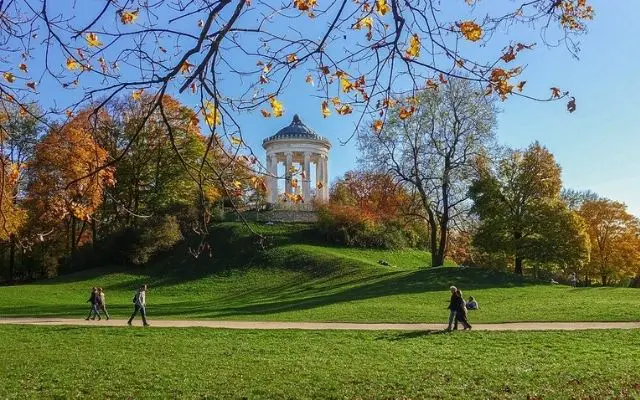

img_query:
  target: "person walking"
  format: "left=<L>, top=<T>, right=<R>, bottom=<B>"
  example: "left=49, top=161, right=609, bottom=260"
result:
left=454, top=290, right=472, bottom=330
left=127, top=284, right=149, bottom=327
left=98, top=288, right=110, bottom=320
left=570, top=272, right=578, bottom=287
left=85, top=287, right=101, bottom=321
left=446, top=286, right=458, bottom=331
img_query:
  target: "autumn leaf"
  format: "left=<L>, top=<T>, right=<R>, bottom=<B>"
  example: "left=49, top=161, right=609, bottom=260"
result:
left=131, top=89, right=143, bottom=101
left=517, top=81, right=526, bottom=92
left=230, top=136, right=242, bottom=146
left=270, top=97, right=284, bottom=117
left=286, top=53, right=298, bottom=63
left=259, top=74, right=269, bottom=84
left=398, top=106, right=415, bottom=120
left=65, top=110, right=74, bottom=118
left=372, top=119, right=383, bottom=134
left=321, top=101, right=331, bottom=118
left=305, top=74, right=314, bottom=85
left=180, top=61, right=194, bottom=74
left=293, top=0, right=317, bottom=11
left=190, top=82, right=197, bottom=94
left=551, top=87, right=562, bottom=99
left=382, top=97, right=396, bottom=108
left=26, top=81, right=36, bottom=90
left=375, top=0, right=389, bottom=15
left=203, top=101, right=222, bottom=126
left=320, top=66, right=330, bottom=75
left=501, top=46, right=516, bottom=63
left=341, top=77, right=354, bottom=93
left=19, top=63, right=28, bottom=73
left=85, top=33, right=102, bottom=47
left=439, top=73, right=448, bottom=84
left=316, top=181, right=324, bottom=189
left=232, top=180, right=242, bottom=189
left=426, top=79, right=439, bottom=91
left=405, top=34, right=420, bottom=58
left=457, top=21, right=483, bottom=42
left=198, top=19, right=204, bottom=28
left=291, top=178, right=299, bottom=188
left=336, top=104, right=353, bottom=115
left=567, top=97, right=576, bottom=113
left=3, top=72, right=15, bottom=83
left=119, top=9, right=139, bottom=24
left=331, top=97, right=341, bottom=106
left=261, top=109, right=271, bottom=118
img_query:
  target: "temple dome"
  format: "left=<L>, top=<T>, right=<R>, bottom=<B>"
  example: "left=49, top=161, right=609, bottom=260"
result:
left=263, top=114, right=330, bottom=146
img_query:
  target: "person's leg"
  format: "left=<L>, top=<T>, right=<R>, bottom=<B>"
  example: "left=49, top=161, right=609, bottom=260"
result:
left=86, top=306, right=94, bottom=320
left=127, top=305, right=139, bottom=325
left=101, top=306, right=110, bottom=320
left=94, top=304, right=102, bottom=320
left=140, top=306, right=149, bottom=326
left=447, top=311, right=456, bottom=330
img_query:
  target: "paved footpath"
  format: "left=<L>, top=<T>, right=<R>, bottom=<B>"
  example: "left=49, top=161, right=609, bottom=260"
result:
left=1, top=318, right=639, bottom=331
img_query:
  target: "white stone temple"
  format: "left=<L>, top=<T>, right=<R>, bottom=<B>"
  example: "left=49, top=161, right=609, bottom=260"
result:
left=263, top=114, right=331, bottom=208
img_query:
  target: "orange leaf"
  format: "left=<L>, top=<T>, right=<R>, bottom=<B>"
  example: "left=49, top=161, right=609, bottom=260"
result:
left=286, top=53, right=298, bottom=63
left=398, top=106, right=415, bottom=120
left=372, top=119, right=383, bottom=133
left=180, top=61, right=194, bottom=74
left=457, top=21, right=483, bottom=42
left=439, top=73, right=448, bottom=84
left=26, top=81, right=36, bottom=90
left=551, top=87, right=562, bottom=99
left=119, top=9, right=139, bottom=24
left=336, top=104, right=353, bottom=115
left=305, top=74, right=314, bottom=85
left=19, top=63, right=28, bottom=73
left=321, top=100, right=331, bottom=118
left=261, top=109, right=271, bottom=118
left=517, top=81, right=526, bottom=92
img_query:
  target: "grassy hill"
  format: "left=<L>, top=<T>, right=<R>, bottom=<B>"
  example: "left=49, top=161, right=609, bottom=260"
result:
left=0, top=222, right=638, bottom=323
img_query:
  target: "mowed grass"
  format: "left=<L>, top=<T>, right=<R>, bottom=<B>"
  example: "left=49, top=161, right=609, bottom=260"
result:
left=0, top=325, right=639, bottom=399
left=0, top=223, right=639, bottom=323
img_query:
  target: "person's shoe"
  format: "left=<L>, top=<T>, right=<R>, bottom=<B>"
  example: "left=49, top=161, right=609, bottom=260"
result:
left=90, top=318, right=95, bottom=320
left=106, top=317, right=110, bottom=320
left=85, top=318, right=90, bottom=321
left=143, top=323, right=150, bottom=327
left=127, top=321, right=132, bottom=326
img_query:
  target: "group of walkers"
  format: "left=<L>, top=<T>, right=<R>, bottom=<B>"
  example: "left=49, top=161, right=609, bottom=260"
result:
left=446, top=286, right=478, bottom=331
left=85, top=284, right=150, bottom=326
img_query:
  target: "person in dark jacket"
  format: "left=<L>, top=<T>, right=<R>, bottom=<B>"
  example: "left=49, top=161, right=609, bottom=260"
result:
left=453, top=290, right=472, bottom=330
left=85, top=287, right=101, bottom=321
left=446, top=286, right=458, bottom=331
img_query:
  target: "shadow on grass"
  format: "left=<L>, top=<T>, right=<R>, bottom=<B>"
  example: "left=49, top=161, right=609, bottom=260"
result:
left=376, top=330, right=451, bottom=340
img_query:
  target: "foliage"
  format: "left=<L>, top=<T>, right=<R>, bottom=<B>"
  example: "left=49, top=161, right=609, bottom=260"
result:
left=469, top=142, right=589, bottom=275
left=358, top=79, right=497, bottom=266
left=578, top=198, right=640, bottom=285
left=126, top=215, right=184, bottom=265
left=317, top=171, right=425, bottom=249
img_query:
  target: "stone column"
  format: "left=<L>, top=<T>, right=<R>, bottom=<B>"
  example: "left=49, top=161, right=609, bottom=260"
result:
left=303, top=152, right=311, bottom=200
left=315, top=154, right=322, bottom=201
left=322, top=155, right=329, bottom=202
left=285, top=152, right=293, bottom=195
left=268, top=153, right=278, bottom=203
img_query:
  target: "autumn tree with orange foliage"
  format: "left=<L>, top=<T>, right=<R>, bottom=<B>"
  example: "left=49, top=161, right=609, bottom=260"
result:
left=26, top=110, right=114, bottom=258
left=578, top=198, right=640, bottom=286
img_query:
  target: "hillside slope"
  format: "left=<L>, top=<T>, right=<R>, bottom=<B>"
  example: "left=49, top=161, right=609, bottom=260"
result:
left=0, top=223, right=638, bottom=323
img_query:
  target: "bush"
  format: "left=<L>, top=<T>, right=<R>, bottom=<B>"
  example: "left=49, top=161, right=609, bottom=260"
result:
left=128, top=215, right=183, bottom=265
left=317, top=205, right=424, bottom=249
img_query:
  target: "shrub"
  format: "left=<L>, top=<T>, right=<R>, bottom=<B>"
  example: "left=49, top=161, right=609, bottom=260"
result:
left=128, top=215, right=183, bottom=265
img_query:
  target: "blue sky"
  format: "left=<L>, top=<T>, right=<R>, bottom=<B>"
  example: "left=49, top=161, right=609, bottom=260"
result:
left=18, top=1, right=638, bottom=215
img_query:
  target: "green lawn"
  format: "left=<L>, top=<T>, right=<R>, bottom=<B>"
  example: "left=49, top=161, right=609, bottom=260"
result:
left=1, top=223, right=639, bottom=323
left=1, top=325, right=639, bottom=399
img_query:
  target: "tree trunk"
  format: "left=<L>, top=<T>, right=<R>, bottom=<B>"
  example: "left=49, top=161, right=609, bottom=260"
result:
left=8, top=235, right=16, bottom=284
left=91, top=218, right=97, bottom=249
left=514, top=256, right=523, bottom=275
left=513, top=230, right=523, bottom=275
left=70, top=216, right=77, bottom=268
left=601, top=274, right=608, bottom=286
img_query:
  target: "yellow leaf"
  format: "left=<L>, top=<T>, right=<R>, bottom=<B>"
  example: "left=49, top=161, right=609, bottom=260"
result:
left=132, top=89, right=143, bottom=101
left=372, top=119, right=383, bottom=133
left=316, top=181, right=324, bottom=189
left=269, top=97, right=284, bottom=117
left=336, top=104, right=353, bottom=115
left=85, top=32, right=102, bottom=47
left=382, top=97, right=396, bottom=108
left=19, top=63, right=28, bottom=73
left=375, top=0, right=389, bottom=15
left=203, top=101, right=222, bottom=126
left=405, top=34, right=420, bottom=58
left=261, top=109, right=271, bottom=118
left=293, top=0, right=317, bottom=11
left=231, top=136, right=242, bottom=146
left=232, top=180, right=242, bottom=189
left=3, top=72, right=15, bottom=83
left=321, top=100, right=331, bottom=118
left=399, top=106, right=415, bottom=120
left=331, top=97, right=341, bottom=106
left=341, top=77, right=354, bottom=93
left=457, top=21, right=483, bottom=42
left=120, top=9, right=139, bottom=24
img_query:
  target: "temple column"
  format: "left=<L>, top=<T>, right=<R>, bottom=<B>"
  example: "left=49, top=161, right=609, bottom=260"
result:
left=303, top=152, right=311, bottom=200
left=285, top=152, right=293, bottom=195
left=315, top=155, right=322, bottom=201
left=267, top=153, right=278, bottom=203
left=322, top=155, right=329, bottom=202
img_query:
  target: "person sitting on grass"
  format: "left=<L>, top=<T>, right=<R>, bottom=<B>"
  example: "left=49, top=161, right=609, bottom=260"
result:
left=466, top=296, right=479, bottom=310
left=85, top=287, right=101, bottom=321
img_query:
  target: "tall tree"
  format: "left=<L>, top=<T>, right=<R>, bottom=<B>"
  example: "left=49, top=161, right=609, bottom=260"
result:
left=359, top=79, right=496, bottom=267
left=469, top=142, right=589, bottom=274
left=578, top=199, right=640, bottom=285
left=26, top=110, right=114, bottom=258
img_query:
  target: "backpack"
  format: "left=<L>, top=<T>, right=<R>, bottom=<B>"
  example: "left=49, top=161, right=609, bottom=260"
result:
left=132, top=292, right=139, bottom=304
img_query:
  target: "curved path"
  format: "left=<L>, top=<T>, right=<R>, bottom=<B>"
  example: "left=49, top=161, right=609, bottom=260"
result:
left=1, top=318, right=639, bottom=331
